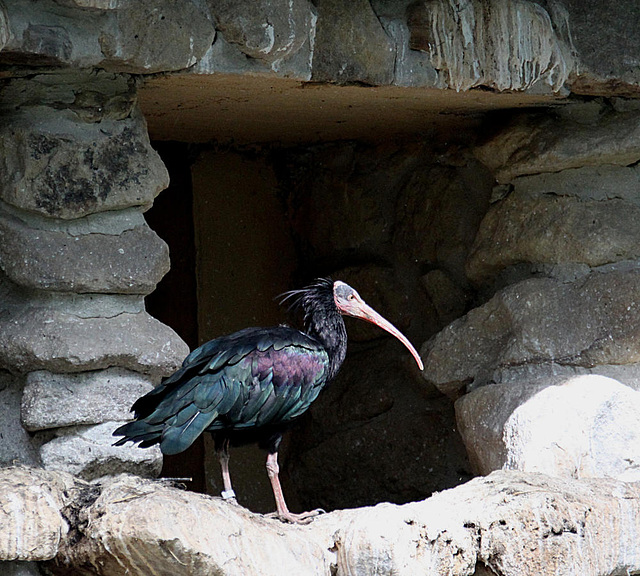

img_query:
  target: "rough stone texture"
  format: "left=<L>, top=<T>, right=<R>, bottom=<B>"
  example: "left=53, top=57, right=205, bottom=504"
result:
left=0, top=284, right=188, bottom=376
left=0, top=0, right=214, bottom=73
left=0, top=561, right=42, bottom=575
left=474, top=109, right=640, bottom=183
left=39, top=422, right=162, bottom=480
left=421, top=268, right=640, bottom=398
left=561, top=0, right=640, bottom=96
left=283, top=141, right=491, bottom=289
left=311, top=0, right=395, bottom=85
left=0, top=467, right=79, bottom=562
left=0, top=71, right=137, bottom=123
left=0, top=106, right=168, bottom=219
left=420, top=269, right=471, bottom=327
left=466, top=182, right=640, bottom=286
left=27, top=468, right=639, bottom=576
left=456, top=374, right=640, bottom=480
left=98, top=0, right=215, bottom=73
left=393, top=154, right=493, bottom=283
left=0, top=3, right=9, bottom=51
left=0, top=371, right=39, bottom=466
left=21, top=368, right=155, bottom=431
left=207, top=0, right=315, bottom=69
left=407, top=0, right=573, bottom=92
left=0, top=211, right=169, bottom=294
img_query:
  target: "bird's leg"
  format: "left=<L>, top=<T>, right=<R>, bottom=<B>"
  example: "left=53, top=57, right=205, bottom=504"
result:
left=216, top=437, right=237, bottom=502
left=265, top=452, right=324, bottom=524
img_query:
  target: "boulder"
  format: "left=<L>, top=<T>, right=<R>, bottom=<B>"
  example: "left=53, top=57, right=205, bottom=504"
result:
left=207, top=0, right=316, bottom=66
left=456, top=374, right=640, bottom=480
left=421, top=269, right=640, bottom=397
left=406, top=0, right=573, bottom=92
left=466, top=186, right=640, bottom=285
left=21, top=368, right=155, bottom=431
left=0, top=467, right=79, bottom=562
left=474, top=110, right=640, bottom=183
left=0, top=212, right=169, bottom=294
left=0, top=371, right=39, bottom=466
left=32, top=468, right=640, bottom=576
left=311, top=0, right=395, bottom=85
left=0, top=293, right=188, bottom=376
left=393, top=157, right=493, bottom=279
left=0, top=106, right=168, bottom=219
left=560, top=0, right=640, bottom=96
left=97, top=0, right=215, bottom=73
left=38, top=422, right=162, bottom=480
left=0, top=0, right=215, bottom=73
left=0, top=70, right=137, bottom=122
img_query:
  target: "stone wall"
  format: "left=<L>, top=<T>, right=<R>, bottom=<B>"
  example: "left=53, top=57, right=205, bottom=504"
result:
left=0, top=70, right=188, bottom=482
left=1, top=0, right=640, bottom=575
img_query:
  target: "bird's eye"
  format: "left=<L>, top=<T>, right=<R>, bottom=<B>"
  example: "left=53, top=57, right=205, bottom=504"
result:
left=348, top=294, right=355, bottom=300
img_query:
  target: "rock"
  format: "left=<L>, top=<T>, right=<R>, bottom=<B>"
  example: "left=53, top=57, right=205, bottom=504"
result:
left=420, top=269, right=470, bottom=327
left=98, top=0, right=215, bottom=73
left=285, top=142, right=396, bottom=262
left=0, top=3, right=9, bottom=51
left=0, top=371, right=39, bottom=466
left=38, top=468, right=640, bottom=576
left=393, top=157, right=493, bottom=279
left=466, top=185, right=640, bottom=285
left=561, top=0, right=640, bottom=96
left=39, top=422, right=162, bottom=480
left=311, top=0, right=395, bottom=85
left=376, top=16, right=441, bottom=87
left=406, top=0, right=573, bottom=92
left=0, top=70, right=137, bottom=122
left=0, top=286, right=188, bottom=376
left=0, top=0, right=214, bottom=73
left=21, top=368, right=155, bottom=431
left=456, top=375, right=640, bottom=480
left=511, top=163, right=640, bottom=202
left=207, top=0, right=316, bottom=67
left=0, top=561, right=42, bottom=576
left=474, top=110, right=640, bottom=183
left=0, top=467, right=79, bottom=562
left=0, top=212, right=169, bottom=294
left=421, top=269, right=640, bottom=397
left=0, top=106, right=168, bottom=219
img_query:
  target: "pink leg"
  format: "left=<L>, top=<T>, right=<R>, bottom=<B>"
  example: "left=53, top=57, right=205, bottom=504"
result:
left=265, top=452, right=324, bottom=524
left=217, top=439, right=236, bottom=501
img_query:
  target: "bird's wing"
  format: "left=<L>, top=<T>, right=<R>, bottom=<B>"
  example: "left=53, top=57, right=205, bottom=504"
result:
left=119, top=327, right=329, bottom=455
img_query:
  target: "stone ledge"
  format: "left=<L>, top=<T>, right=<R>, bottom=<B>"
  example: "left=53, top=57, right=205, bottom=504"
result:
left=1, top=466, right=638, bottom=575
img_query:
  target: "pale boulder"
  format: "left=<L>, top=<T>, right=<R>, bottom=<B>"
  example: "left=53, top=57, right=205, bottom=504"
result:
left=457, top=375, right=640, bottom=481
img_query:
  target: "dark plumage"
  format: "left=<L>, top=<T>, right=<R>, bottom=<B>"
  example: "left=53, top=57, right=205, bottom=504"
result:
left=114, top=278, right=423, bottom=523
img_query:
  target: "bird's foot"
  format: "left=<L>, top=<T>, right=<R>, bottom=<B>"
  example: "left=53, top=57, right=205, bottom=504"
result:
left=265, top=508, right=326, bottom=525
left=221, top=489, right=238, bottom=505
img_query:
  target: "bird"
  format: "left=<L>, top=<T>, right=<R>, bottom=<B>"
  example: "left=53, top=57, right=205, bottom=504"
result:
left=113, top=278, right=424, bottom=523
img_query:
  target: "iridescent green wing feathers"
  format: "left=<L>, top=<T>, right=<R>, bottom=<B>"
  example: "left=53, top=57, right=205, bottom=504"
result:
left=113, top=326, right=329, bottom=455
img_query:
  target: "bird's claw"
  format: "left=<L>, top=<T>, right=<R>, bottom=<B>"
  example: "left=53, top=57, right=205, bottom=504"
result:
left=265, top=508, right=326, bottom=524
left=220, top=489, right=239, bottom=505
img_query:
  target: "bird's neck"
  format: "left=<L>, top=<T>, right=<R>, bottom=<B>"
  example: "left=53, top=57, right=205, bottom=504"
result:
left=307, top=313, right=347, bottom=381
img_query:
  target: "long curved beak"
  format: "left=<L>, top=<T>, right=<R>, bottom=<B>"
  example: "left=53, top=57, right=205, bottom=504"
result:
left=342, top=299, right=424, bottom=371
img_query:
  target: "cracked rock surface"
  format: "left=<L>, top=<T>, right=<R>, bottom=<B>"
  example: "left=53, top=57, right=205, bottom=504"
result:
left=1, top=466, right=637, bottom=576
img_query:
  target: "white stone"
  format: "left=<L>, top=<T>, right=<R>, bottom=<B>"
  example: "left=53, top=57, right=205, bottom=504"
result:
left=39, top=422, right=162, bottom=480
left=21, top=368, right=156, bottom=431
left=457, top=375, right=640, bottom=481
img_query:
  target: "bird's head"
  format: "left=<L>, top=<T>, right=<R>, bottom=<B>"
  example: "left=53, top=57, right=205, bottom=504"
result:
left=332, top=281, right=424, bottom=370
left=280, top=279, right=424, bottom=371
